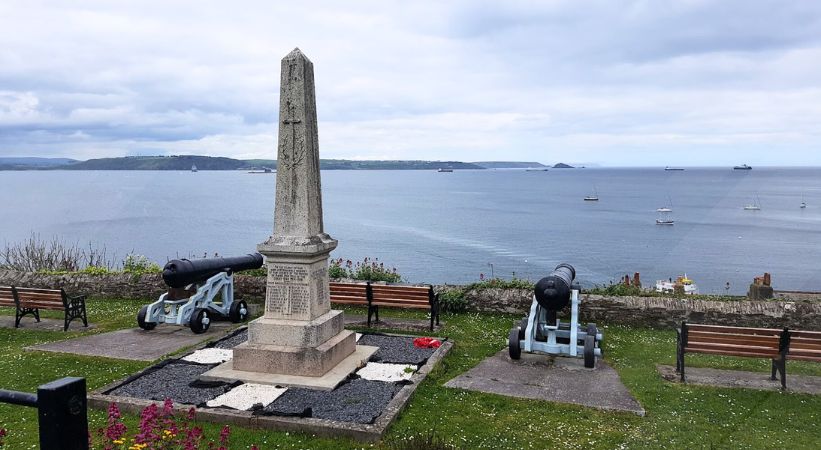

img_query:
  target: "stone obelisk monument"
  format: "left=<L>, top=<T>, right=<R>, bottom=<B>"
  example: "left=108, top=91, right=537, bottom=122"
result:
left=204, top=48, right=375, bottom=389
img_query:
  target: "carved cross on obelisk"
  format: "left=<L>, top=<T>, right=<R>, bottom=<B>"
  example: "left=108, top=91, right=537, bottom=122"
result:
left=281, top=101, right=304, bottom=169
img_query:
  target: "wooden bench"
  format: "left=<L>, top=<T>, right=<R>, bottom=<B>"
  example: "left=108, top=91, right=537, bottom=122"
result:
left=329, top=281, right=440, bottom=331
left=676, top=322, right=821, bottom=389
left=0, top=286, right=88, bottom=331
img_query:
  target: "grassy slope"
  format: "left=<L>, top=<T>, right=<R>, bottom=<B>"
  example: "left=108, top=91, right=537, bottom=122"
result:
left=0, top=301, right=819, bottom=449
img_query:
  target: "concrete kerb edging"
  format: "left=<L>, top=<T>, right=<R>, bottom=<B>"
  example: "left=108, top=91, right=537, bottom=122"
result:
left=87, top=329, right=453, bottom=442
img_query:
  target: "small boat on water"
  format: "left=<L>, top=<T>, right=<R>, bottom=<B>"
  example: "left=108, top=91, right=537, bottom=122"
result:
left=191, top=164, right=198, bottom=172
left=248, top=167, right=274, bottom=174
left=744, top=195, right=761, bottom=210
left=656, top=275, right=698, bottom=295
left=657, top=195, right=673, bottom=213
left=664, top=166, right=685, bottom=171
left=655, top=218, right=675, bottom=225
left=734, top=164, right=752, bottom=170
left=437, top=168, right=453, bottom=173
left=584, top=187, right=599, bottom=201
left=800, top=202, right=807, bottom=209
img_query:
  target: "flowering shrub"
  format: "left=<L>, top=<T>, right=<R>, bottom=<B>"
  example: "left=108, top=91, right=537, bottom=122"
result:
left=329, top=257, right=402, bottom=282
left=94, top=399, right=258, bottom=450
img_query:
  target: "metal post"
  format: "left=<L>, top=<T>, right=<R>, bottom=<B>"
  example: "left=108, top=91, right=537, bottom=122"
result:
left=37, top=377, right=88, bottom=450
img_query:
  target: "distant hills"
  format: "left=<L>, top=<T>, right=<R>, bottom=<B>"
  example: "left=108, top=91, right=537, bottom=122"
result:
left=0, top=157, right=78, bottom=170
left=0, top=156, right=549, bottom=171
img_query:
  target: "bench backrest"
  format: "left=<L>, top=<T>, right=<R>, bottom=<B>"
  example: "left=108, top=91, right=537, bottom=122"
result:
left=329, top=282, right=433, bottom=309
left=788, top=330, right=821, bottom=362
left=14, top=287, right=66, bottom=308
left=329, top=282, right=369, bottom=305
left=683, top=323, right=784, bottom=358
left=370, top=284, right=431, bottom=308
left=0, top=286, right=16, bottom=307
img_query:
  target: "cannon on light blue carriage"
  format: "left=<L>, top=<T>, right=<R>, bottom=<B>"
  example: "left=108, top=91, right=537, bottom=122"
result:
left=137, top=253, right=263, bottom=334
left=508, top=263, right=603, bottom=368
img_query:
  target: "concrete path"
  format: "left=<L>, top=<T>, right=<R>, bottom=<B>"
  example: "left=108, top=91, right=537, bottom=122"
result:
left=658, top=365, right=821, bottom=395
left=445, top=350, right=645, bottom=415
left=0, top=315, right=96, bottom=332
left=26, top=322, right=237, bottom=361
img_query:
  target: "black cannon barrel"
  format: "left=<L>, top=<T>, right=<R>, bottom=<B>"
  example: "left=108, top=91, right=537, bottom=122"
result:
left=162, top=253, right=264, bottom=288
left=534, top=263, right=576, bottom=311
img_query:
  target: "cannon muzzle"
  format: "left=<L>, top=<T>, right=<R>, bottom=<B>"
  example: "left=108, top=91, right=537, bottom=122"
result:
left=534, top=263, right=576, bottom=311
left=162, top=253, right=264, bottom=288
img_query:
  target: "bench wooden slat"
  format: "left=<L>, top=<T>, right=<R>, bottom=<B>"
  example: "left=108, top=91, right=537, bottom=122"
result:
left=688, top=334, right=780, bottom=347
left=791, top=330, right=821, bottom=339
left=329, top=299, right=369, bottom=305
left=370, top=301, right=430, bottom=309
left=17, top=302, right=66, bottom=310
left=687, top=324, right=783, bottom=336
left=371, top=294, right=429, bottom=302
left=684, top=348, right=779, bottom=358
left=686, top=342, right=780, bottom=354
left=370, top=285, right=428, bottom=292
left=370, top=299, right=429, bottom=306
left=12, top=287, right=62, bottom=293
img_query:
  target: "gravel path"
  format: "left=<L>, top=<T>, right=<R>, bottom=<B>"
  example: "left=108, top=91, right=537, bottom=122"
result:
left=211, top=328, right=248, bottom=349
left=357, top=334, right=436, bottom=365
left=262, top=378, right=401, bottom=423
left=109, top=362, right=232, bottom=405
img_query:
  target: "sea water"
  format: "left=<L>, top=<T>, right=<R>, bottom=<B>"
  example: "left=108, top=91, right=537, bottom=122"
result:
left=0, top=167, right=819, bottom=294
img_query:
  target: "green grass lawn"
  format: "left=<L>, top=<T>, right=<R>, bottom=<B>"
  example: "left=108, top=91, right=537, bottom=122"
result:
left=1, top=299, right=819, bottom=449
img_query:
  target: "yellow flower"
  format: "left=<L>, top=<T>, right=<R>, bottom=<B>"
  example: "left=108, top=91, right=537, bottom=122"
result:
left=113, top=439, right=124, bottom=444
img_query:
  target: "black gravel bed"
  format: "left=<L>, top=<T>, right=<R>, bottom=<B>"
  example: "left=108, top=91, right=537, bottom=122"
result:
left=357, top=334, right=436, bottom=365
left=211, top=328, right=248, bottom=349
left=109, top=362, right=232, bottom=405
left=261, top=378, right=401, bottom=424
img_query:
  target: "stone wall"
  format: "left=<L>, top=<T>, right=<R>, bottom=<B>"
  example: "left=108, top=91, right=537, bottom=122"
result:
left=1, top=270, right=818, bottom=330
left=0, top=269, right=266, bottom=302
left=452, top=287, right=820, bottom=329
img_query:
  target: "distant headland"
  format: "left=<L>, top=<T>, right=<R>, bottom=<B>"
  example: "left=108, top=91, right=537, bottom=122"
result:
left=0, top=155, right=550, bottom=171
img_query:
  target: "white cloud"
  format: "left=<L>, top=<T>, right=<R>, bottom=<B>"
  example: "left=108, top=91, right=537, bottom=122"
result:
left=0, top=0, right=820, bottom=165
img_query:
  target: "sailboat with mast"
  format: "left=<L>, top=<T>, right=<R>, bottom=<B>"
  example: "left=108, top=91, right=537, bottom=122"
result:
left=657, top=195, right=673, bottom=213
left=584, top=187, right=599, bottom=201
left=744, top=195, right=761, bottom=211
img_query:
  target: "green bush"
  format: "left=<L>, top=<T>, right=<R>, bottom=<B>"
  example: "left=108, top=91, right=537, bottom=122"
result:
left=465, top=277, right=534, bottom=291
left=438, top=289, right=470, bottom=313
left=242, top=267, right=267, bottom=277
left=328, top=257, right=402, bottom=283
left=587, top=282, right=645, bottom=297
left=122, top=254, right=162, bottom=275
left=79, top=265, right=114, bottom=276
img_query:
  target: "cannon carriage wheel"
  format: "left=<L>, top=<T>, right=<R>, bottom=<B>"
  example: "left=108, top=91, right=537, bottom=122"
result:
left=229, top=300, right=249, bottom=323
left=137, top=306, right=156, bottom=331
left=508, top=327, right=522, bottom=360
left=189, top=308, right=211, bottom=334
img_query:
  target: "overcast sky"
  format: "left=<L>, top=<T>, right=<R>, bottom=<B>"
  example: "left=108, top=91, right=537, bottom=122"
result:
left=1, top=1, right=820, bottom=166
